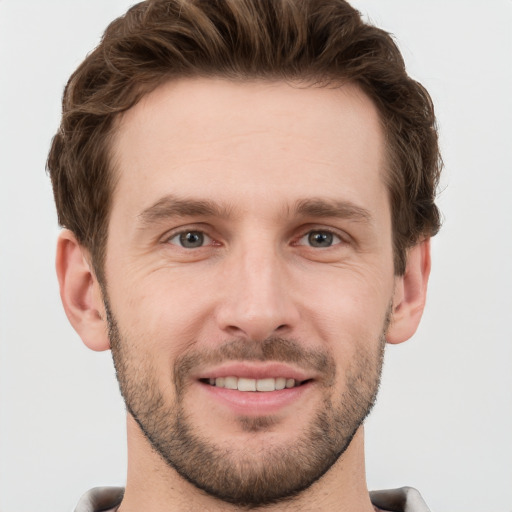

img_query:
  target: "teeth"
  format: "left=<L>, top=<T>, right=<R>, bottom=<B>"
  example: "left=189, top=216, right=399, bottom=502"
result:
left=224, top=376, right=238, bottom=389
left=209, top=376, right=299, bottom=392
left=256, top=378, right=275, bottom=392
left=275, top=377, right=286, bottom=390
left=238, top=377, right=257, bottom=391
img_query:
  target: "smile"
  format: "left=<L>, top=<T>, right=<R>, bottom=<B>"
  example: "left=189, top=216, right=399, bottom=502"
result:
left=196, top=365, right=315, bottom=415
left=203, top=376, right=306, bottom=392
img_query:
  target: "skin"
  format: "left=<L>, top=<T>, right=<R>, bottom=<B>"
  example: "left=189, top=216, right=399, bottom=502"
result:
left=56, top=79, right=431, bottom=511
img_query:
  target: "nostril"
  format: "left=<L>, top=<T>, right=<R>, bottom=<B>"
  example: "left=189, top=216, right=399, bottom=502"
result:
left=225, top=325, right=245, bottom=335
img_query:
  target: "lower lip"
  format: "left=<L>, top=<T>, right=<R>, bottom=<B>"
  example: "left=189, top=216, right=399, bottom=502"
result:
left=198, top=381, right=313, bottom=416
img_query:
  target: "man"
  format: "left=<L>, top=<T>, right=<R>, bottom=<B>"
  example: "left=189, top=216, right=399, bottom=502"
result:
left=47, top=0, right=441, bottom=510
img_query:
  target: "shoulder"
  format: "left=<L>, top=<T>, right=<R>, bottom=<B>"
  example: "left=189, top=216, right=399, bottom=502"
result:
left=370, top=487, right=431, bottom=512
left=73, top=487, right=124, bottom=512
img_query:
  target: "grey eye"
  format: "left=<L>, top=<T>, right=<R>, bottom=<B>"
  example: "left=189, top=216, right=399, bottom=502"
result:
left=298, top=230, right=341, bottom=248
left=169, top=231, right=210, bottom=248
left=308, top=231, right=333, bottom=247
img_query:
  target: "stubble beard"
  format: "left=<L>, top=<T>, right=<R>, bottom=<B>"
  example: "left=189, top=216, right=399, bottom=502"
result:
left=107, top=301, right=388, bottom=508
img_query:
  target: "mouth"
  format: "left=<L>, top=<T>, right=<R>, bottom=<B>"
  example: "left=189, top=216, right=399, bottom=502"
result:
left=200, top=376, right=311, bottom=392
left=194, top=362, right=316, bottom=415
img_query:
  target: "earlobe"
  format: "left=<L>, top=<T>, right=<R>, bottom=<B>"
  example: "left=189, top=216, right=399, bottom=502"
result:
left=386, top=239, right=431, bottom=345
left=56, top=229, right=110, bottom=352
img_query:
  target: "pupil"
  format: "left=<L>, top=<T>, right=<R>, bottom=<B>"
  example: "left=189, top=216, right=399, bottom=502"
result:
left=180, top=231, right=203, bottom=248
left=309, top=231, right=332, bottom=247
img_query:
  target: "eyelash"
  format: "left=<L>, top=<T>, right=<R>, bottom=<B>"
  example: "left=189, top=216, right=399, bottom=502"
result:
left=165, top=229, right=215, bottom=248
left=295, top=229, right=344, bottom=248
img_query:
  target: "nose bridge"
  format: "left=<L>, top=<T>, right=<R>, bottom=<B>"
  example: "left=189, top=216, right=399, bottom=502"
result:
left=216, top=233, right=298, bottom=340
left=241, top=239, right=280, bottom=302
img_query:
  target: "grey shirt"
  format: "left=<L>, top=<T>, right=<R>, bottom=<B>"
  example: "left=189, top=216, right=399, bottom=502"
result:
left=74, top=486, right=431, bottom=512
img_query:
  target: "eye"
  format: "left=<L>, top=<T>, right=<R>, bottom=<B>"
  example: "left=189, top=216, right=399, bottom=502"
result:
left=298, top=230, right=342, bottom=248
left=167, top=230, right=212, bottom=248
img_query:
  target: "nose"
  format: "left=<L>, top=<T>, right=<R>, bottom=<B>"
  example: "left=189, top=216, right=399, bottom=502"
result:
left=214, top=241, right=300, bottom=341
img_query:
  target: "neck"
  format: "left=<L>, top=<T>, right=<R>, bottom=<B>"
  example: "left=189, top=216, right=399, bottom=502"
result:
left=119, top=416, right=375, bottom=512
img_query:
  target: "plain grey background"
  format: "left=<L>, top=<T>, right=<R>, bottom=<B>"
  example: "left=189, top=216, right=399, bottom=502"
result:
left=1, top=1, right=511, bottom=511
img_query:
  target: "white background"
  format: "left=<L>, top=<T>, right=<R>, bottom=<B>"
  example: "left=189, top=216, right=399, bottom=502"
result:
left=1, top=1, right=511, bottom=511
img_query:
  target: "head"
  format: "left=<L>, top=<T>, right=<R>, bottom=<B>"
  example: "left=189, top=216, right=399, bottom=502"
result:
left=49, top=0, right=440, bottom=508
left=48, top=0, right=441, bottom=283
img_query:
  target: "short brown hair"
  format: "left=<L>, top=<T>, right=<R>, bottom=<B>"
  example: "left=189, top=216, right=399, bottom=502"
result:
left=47, top=0, right=441, bottom=280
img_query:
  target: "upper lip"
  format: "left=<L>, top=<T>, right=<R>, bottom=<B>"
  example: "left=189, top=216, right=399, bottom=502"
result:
left=194, top=362, right=315, bottom=382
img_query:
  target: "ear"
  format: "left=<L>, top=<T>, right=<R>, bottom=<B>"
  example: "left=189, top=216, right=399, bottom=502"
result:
left=386, top=239, right=431, bottom=344
left=55, top=229, right=110, bottom=351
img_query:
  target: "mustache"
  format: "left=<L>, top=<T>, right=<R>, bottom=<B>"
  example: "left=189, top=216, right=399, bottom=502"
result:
left=174, top=337, right=336, bottom=389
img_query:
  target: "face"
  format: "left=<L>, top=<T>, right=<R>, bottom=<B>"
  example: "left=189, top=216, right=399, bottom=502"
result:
left=105, top=79, right=396, bottom=506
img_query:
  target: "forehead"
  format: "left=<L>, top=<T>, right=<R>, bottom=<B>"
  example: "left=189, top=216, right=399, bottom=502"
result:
left=110, top=78, right=387, bottom=220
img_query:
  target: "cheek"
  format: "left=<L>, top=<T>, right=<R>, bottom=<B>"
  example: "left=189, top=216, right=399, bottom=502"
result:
left=111, top=269, right=217, bottom=355
left=298, top=263, right=393, bottom=350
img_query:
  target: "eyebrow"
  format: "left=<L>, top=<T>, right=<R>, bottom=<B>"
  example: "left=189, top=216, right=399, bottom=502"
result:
left=137, top=194, right=232, bottom=227
left=294, top=198, right=373, bottom=224
left=137, top=195, right=373, bottom=228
